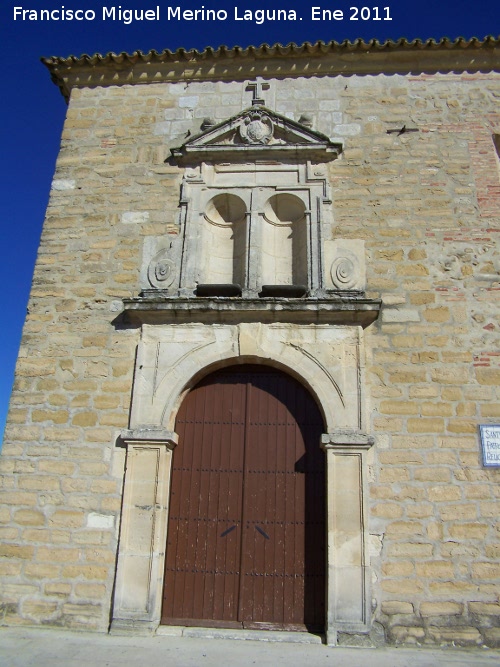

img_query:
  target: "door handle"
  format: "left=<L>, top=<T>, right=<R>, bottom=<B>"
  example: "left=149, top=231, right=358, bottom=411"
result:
left=255, top=525, right=270, bottom=540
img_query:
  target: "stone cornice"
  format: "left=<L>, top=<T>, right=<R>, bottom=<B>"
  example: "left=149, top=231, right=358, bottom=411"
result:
left=171, top=105, right=343, bottom=162
left=120, top=428, right=178, bottom=448
left=119, top=294, right=381, bottom=328
left=42, top=36, right=500, bottom=101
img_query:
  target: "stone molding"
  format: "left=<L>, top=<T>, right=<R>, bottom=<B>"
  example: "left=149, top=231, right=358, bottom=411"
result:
left=321, top=430, right=375, bottom=450
left=120, top=428, right=178, bottom=447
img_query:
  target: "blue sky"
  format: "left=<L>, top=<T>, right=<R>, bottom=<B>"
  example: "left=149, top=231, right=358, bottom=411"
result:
left=0, top=0, right=498, bottom=441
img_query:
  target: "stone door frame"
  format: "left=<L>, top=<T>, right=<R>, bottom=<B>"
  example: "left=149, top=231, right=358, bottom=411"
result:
left=111, top=324, right=374, bottom=645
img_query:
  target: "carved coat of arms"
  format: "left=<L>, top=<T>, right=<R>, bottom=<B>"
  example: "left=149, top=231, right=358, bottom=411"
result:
left=239, top=110, right=274, bottom=145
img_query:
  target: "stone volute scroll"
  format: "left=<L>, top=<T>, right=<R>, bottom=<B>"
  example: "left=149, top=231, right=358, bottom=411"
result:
left=324, top=240, right=367, bottom=292
left=331, top=255, right=359, bottom=290
left=147, top=248, right=176, bottom=290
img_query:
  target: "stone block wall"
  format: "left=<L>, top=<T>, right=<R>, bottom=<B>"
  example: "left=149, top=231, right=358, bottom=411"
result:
left=326, top=73, right=500, bottom=647
left=1, top=66, right=499, bottom=644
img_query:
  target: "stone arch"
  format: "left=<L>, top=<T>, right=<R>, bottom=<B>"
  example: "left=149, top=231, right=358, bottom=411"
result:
left=168, top=354, right=329, bottom=431
left=153, top=333, right=345, bottom=433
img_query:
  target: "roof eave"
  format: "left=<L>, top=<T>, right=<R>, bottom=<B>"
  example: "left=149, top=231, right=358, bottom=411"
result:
left=42, top=35, right=500, bottom=102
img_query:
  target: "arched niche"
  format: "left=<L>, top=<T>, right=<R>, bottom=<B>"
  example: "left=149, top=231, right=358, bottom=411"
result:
left=262, top=193, right=307, bottom=287
left=202, top=193, right=247, bottom=286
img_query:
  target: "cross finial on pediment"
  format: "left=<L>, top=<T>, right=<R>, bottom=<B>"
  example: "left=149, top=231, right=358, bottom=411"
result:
left=246, top=78, right=270, bottom=106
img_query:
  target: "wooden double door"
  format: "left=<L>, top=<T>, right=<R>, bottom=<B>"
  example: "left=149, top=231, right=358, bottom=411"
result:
left=161, top=365, right=325, bottom=631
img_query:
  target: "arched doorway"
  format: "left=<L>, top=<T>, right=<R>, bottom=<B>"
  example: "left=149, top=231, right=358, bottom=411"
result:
left=161, top=364, right=325, bottom=631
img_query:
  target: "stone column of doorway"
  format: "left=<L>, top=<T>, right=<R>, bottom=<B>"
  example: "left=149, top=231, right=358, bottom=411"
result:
left=111, top=428, right=178, bottom=634
left=321, top=431, right=374, bottom=646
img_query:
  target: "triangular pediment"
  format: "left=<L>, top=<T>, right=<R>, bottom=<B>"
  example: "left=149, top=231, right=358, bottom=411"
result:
left=171, top=106, right=342, bottom=161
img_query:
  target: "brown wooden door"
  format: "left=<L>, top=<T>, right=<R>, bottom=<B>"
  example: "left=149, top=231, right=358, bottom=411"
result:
left=161, top=365, right=325, bottom=631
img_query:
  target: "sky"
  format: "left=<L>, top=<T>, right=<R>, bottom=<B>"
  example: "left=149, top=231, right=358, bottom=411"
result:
left=0, top=0, right=498, bottom=441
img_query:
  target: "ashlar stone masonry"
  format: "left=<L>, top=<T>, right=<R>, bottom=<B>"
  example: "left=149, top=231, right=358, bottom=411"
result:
left=1, top=38, right=500, bottom=647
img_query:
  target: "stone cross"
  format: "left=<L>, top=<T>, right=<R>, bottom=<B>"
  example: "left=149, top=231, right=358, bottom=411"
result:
left=246, top=79, right=270, bottom=106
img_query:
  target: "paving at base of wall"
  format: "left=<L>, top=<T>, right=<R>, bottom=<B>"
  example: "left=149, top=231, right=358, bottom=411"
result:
left=1, top=627, right=500, bottom=667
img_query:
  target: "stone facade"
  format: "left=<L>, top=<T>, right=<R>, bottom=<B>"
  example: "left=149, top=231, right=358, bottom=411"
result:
left=1, top=39, right=500, bottom=647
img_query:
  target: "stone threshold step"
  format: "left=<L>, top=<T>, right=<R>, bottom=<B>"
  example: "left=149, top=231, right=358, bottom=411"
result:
left=156, top=625, right=324, bottom=644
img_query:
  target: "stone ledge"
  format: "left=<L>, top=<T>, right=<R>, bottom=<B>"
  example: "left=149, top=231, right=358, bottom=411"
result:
left=120, top=296, right=381, bottom=328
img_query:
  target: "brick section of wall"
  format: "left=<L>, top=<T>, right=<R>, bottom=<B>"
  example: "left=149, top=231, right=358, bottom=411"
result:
left=1, top=72, right=499, bottom=645
left=469, top=118, right=500, bottom=218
